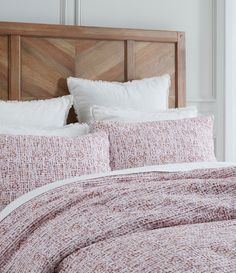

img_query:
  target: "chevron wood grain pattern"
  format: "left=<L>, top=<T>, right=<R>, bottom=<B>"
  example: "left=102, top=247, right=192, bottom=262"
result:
left=133, top=41, right=176, bottom=108
left=0, top=36, right=8, bottom=100
left=21, top=37, right=76, bottom=100
left=76, top=40, right=125, bottom=81
left=0, top=22, right=186, bottom=123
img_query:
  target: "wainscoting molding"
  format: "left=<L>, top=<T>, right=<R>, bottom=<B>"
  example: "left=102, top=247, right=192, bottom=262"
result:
left=188, top=0, right=218, bottom=103
left=178, top=0, right=224, bottom=160
left=225, top=0, right=236, bottom=161
left=214, top=0, right=225, bottom=160
left=212, top=0, right=217, bottom=100
left=188, top=0, right=225, bottom=160
left=75, top=0, right=82, bottom=25
left=60, top=0, right=82, bottom=25
left=60, top=0, right=67, bottom=24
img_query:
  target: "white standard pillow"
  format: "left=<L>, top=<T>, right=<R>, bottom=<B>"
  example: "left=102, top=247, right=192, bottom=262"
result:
left=91, top=105, right=198, bottom=123
left=67, top=75, right=171, bottom=123
left=0, top=123, right=89, bottom=137
left=0, top=95, right=73, bottom=128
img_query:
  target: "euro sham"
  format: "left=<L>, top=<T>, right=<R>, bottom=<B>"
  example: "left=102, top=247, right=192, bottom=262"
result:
left=92, top=116, right=216, bottom=170
left=67, top=75, right=170, bottom=123
left=0, top=132, right=110, bottom=210
left=0, top=95, right=73, bottom=128
left=0, top=123, right=89, bottom=137
left=91, top=105, right=198, bottom=122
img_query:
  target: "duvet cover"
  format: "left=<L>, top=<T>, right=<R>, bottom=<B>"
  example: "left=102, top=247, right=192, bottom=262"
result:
left=0, top=163, right=236, bottom=273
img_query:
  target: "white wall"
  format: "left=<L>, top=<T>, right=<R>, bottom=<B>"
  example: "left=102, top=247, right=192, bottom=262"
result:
left=0, top=0, right=226, bottom=160
left=225, top=0, right=236, bottom=161
left=0, top=0, right=61, bottom=24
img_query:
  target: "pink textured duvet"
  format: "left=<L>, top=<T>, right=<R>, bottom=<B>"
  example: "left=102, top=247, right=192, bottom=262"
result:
left=0, top=167, right=236, bottom=273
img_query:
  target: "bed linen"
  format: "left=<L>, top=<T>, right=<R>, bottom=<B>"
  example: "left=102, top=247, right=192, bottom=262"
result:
left=0, top=123, right=89, bottom=137
left=0, top=95, right=73, bottom=128
left=0, top=132, right=110, bottom=210
left=67, top=75, right=170, bottom=123
left=0, top=162, right=235, bottom=273
left=91, top=105, right=198, bottom=122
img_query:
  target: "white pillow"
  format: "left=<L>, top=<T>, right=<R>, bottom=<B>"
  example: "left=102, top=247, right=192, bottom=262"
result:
left=91, top=105, right=198, bottom=123
left=0, top=123, right=89, bottom=137
left=67, top=75, right=170, bottom=123
left=0, top=95, right=73, bottom=128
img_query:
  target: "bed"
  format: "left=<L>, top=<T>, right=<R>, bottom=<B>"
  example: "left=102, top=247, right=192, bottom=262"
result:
left=0, top=22, right=235, bottom=273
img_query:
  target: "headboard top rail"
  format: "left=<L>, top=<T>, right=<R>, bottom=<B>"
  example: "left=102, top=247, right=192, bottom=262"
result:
left=0, top=21, right=181, bottom=42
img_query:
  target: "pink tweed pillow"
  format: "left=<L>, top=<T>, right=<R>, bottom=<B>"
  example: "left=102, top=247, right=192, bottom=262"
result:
left=92, top=116, right=216, bottom=170
left=0, top=132, right=110, bottom=209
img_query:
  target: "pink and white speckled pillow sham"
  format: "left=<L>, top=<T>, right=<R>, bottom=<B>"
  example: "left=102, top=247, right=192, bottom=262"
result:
left=0, top=132, right=110, bottom=210
left=92, top=116, right=216, bottom=170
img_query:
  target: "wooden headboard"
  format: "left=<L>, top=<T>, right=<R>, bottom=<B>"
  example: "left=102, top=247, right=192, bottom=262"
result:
left=0, top=22, right=186, bottom=122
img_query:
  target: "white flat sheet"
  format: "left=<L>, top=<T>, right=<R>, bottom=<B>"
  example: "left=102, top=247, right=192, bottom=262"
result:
left=1, top=161, right=235, bottom=222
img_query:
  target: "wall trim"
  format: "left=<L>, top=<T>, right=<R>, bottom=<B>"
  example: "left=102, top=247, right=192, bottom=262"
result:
left=75, top=0, right=82, bottom=25
left=189, top=0, right=225, bottom=160
left=189, top=1, right=225, bottom=160
left=59, top=0, right=81, bottom=26
left=212, top=0, right=217, bottom=99
left=187, top=99, right=216, bottom=103
left=60, top=0, right=67, bottom=24
left=225, top=0, right=236, bottom=161
left=214, top=0, right=225, bottom=160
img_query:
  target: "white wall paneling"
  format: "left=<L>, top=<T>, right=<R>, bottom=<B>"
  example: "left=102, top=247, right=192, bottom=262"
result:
left=0, top=0, right=226, bottom=159
left=0, top=0, right=61, bottom=24
left=60, top=0, right=82, bottom=25
left=215, top=0, right=226, bottom=161
left=60, top=0, right=67, bottom=24
left=75, top=0, right=82, bottom=25
left=0, top=0, right=82, bottom=25
left=225, top=0, right=236, bottom=161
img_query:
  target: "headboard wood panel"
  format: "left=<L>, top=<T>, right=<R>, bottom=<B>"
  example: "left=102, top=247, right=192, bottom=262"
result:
left=0, top=22, right=186, bottom=123
left=0, top=35, right=8, bottom=100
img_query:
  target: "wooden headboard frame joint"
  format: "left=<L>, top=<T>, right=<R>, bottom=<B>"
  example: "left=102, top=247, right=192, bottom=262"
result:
left=176, top=32, right=186, bottom=107
left=9, top=35, right=21, bottom=100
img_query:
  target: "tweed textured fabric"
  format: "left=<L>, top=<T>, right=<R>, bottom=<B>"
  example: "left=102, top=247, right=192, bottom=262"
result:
left=92, top=116, right=216, bottom=170
left=0, top=132, right=110, bottom=210
left=0, top=167, right=235, bottom=273
left=58, top=221, right=236, bottom=273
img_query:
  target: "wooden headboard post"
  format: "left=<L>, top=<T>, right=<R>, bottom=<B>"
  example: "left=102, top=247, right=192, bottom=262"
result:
left=0, top=22, right=186, bottom=120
